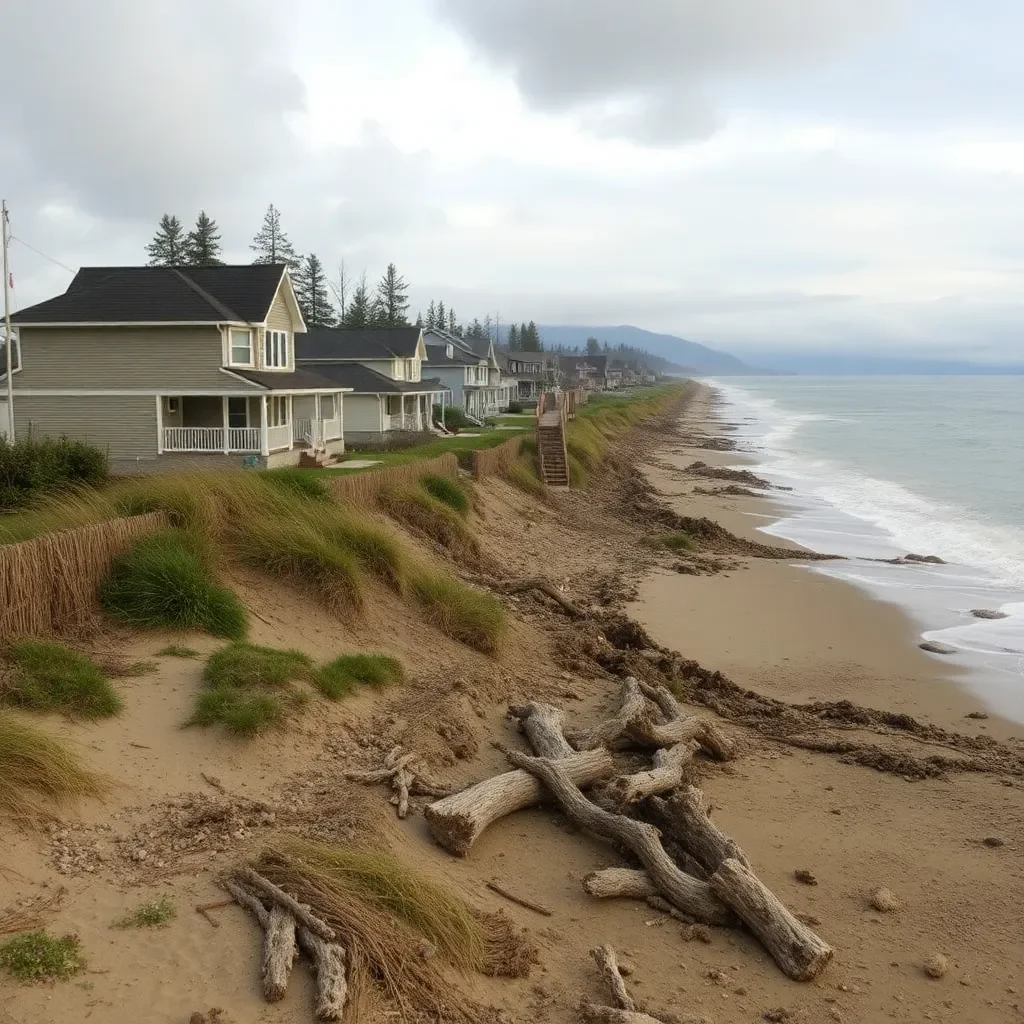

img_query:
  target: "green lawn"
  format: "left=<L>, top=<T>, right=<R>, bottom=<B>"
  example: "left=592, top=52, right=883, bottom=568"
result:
left=325, top=427, right=523, bottom=473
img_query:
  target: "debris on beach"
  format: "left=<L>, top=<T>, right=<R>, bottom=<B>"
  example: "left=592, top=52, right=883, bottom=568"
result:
left=971, top=608, right=1008, bottom=619
left=920, top=641, right=958, bottom=655
left=923, top=953, right=949, bottom=978
left=869, top=887, right=900, bottom=913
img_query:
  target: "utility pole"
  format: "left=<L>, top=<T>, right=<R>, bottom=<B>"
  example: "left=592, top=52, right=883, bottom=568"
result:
left=2, top=200, right=13, bottom=440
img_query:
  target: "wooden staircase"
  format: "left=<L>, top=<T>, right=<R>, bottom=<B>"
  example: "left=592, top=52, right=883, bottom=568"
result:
left=536, top=400, right=570, bottom=488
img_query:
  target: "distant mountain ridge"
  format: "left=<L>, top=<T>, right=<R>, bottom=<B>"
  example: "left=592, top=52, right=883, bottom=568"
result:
left=511, top=324, right=759, bottom=375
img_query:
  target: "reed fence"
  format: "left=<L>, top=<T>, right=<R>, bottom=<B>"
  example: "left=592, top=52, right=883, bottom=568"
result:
left=471, top=435, right=527, bottom=481
left=327, top=454, right=460, bottom=504
left=0, top=512, right=168, bottom=641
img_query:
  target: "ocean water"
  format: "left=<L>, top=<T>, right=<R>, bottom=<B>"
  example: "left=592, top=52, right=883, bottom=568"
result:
left=706, top=376, right=1024, bottom=722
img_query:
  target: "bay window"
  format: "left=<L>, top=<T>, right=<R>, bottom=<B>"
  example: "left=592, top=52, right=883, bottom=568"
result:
left=264, top=330, right=290, bottom=369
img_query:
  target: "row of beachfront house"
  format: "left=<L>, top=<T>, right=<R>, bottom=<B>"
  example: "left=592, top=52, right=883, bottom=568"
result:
left=0, top=263, right=655, bottom=474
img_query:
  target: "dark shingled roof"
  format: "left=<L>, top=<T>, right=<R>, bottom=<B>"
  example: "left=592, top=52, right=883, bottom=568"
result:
left=297, top=362, right=447, bottom=395
left=423, top=342, right=478, bottom=367
left=296, top=327, right=423, bottom=361
left=230, top=367, right=346, bottom=391
left=13, top=264, right=288, bottom=325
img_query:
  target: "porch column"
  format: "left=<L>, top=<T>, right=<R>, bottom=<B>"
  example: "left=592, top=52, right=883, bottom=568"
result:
left=260, top=396, right=270, bottom=456
left=287, top=395, right=294, bottom=449
left=155, top=396, right=164, bottom=454
left=221, top=396, right=230, bottom=454
left=314, top=392, right=322, bottom=450
left=337, top=392, right=345, bottom=452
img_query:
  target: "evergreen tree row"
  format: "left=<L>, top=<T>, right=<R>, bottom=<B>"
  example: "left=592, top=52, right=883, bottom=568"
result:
left=505, top=321, right=542, bottom=351
left=146, top=212, right=223, bottom=268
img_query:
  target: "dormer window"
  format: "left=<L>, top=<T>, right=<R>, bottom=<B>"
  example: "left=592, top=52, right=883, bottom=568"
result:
left=264, top=330, right=289, bottom=369
left=229, top=329, right=253, bottom=367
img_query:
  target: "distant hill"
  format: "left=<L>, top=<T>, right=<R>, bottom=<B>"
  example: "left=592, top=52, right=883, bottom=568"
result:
left=526, top=325, right=758, bottom=375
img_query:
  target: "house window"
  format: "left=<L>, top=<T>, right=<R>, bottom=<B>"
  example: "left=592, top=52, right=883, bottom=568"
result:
left=394, top=360, right=404, bottom=380
left=387, top=396, right=401, bottom=415
left=321, top=395, right=335, bottom=420
left=164, top=397, right=179, bottom=415
left=229, top=329, right=253, bottom=366
left=406, top=359, right=416, bottom=380
left=268, top=396, right=289, bottom=426
left=227, top=398, right=248, bottom=428
left=264, top=330, right=290, bottom=369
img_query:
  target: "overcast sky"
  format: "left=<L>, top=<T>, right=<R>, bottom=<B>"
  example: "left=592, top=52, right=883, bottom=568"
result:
left=6, top=0, right=1024, bottom=360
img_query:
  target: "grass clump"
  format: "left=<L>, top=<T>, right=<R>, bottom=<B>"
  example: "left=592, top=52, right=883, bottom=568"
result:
left=567, top=452, right=589, bottom=490
left=0, top=712, right=107, bottom=823
left=660, top=531, right=696, bottom=552
left=421, top=474, right=470, bottom=516
left=100, top=530, right=248, bottom=640
left=0, top=930, right=85, bottom=982
left=378, top=486, right=479, bottom=562
left=313, top=653, right=404, bottom=700
left=188, top=643, right=312, bottom=737
left=113, top=894, right=176, bottom=929
left=155, top=645, right=200, bottom=659
left=408, top=568, right=505, bottom=655
left=503, top=459, right=548, bottom=499
left=261, top=468, right=332, bottom=503
left=2, top=640, right=122, bottom=719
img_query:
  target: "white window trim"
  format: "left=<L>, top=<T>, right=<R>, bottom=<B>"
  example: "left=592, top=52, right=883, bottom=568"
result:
left=228, top=328, right=255, bottom=368
left=263, top=329, right=291, bottom=370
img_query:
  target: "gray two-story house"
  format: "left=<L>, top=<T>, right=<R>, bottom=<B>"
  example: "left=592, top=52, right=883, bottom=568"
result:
left=422, top=329, right=509, bottom=419
left=3, top=264, right=351, bottom=473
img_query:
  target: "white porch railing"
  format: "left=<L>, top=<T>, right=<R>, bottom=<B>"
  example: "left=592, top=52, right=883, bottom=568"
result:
left=293, top=418, right=315, bottom=445
left=267, top=424, right=292, bottom=451
left=387, top=413, right=424, bottom=432
left=163, top=427, right=262, bottom=453
left=322, top=416, right=342, bottom=441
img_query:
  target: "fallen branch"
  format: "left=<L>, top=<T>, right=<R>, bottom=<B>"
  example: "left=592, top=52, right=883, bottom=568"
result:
left=495, top=577, right=588, bottom=618
left=508, top=702, right=576, bottom=759
left=296, top=926, right=348, bottom=1021
left=581, top=1006, right=708, bottom=1024
left=584, top=868, right=658, bottom=901
left=222, top=878, right=297, bottom=1002
left=345, top=746, right=450, bottom=816
left=424, top=747, right=615, bottom=857
left=194, top=899, right=233, bottom=929
left=647, top=787, right=751, bottom=874
left=591, top=945, right=635, bottom=1011
left=709, top=858, right=832, bottom=981
left=571, top=678, right=648, bottom=750
left=601, top=743, right=699, bottom=805
left=505, top=751, right=732, bottom=925
left=486, top=880, right=553, bottom=917
left=235, top=867, right=336, bottom=941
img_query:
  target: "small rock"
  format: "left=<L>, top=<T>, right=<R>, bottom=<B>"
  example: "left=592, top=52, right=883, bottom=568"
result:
left=681, top=924, right=712, bottom=943
left=982, top=836, right=1005, bottom=848
left=905, top=553, right=946, bottom=564
left=965, top=711, right=990, bottom=720
left=705, top=969, right=726, bottom=983
left=920, top=641, right=958, bottom=655
left=619, top=961, right=635, bottom=977
left=795, top=912, right=822, bottom=926
left=923, top=954, right=948, bottom=979
left=734, top=987, right=747, bottom=996
left=970, top=609, right=1008, bottom=620
left=829, top=1008, right=843, bottom=1022
left=794, top=869, right=818, bottom=886
left=763, top=1010, right=792, bottom=1023
left=870, top=887, right=900, bottom=913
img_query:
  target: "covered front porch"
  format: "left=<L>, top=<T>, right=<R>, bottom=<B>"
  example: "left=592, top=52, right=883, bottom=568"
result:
left=158, top=392, right=344, bottom=456
left=382, top=392, right=438, bottom=432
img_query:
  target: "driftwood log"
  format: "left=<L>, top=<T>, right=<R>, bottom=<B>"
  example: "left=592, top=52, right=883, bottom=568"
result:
left=584, top=868, right=658, bottom=901
left=297, top=927, right=348, bottom=1021
left=601, top=743, right=699, bottom=806
left=222, top=878, right=298, bottom=1002
left=508, top=702, right=576, bottom=759
left=581, top=1007, right=709, bottom=1024
left=236, top=867, right=336, bottom=941
left=591, top=944, right=635, bottom=1011
left=424, top=748, right=615, bottom=856
left=345, top=745, right=449, bottom=818
left=571, top=678, right=648, bottom=750
left=647, top=787, right=751, bottom=874
left=505, top=751, right=732, bottom=925
left=710, top=858, right=833, bottom=981
left=495, top=577, right=588, bottom=618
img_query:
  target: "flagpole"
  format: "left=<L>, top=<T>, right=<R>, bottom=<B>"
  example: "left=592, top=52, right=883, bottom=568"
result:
left=2, top=199, right=13, bottom=439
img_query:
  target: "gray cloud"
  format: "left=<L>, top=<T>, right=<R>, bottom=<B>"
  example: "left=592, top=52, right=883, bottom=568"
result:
left=437, top=0, right=905, bottom=142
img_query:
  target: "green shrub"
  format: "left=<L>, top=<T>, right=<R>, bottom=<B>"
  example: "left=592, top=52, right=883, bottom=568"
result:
left=189, top=643, right=313, bottom=736
left=0, top=435, right=107, bottom=511
left=506, top=401, right=523, bottom=414
left=660, top=532, right=696, bottom=552
left=261, top=468, right=332, bottom=503
left=433, top=405, right=474, bottom=432
left=2, top=640, right=122, bottom=719
left=100, top=531, right=248, bottom=640
left=421, top=474, right=470, bottom=516
left=313, top=653, right=404, bottom=699
left=113, top=894, right=176, bottom=929
left=0, top=931, right=85, bottom=982
left=408, top=569, right=505, bottom=654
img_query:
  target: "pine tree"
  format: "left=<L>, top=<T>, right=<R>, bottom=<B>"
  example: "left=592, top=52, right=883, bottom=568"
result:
left=375, top=263, right=410, bottom=327
left=415, top=312, right=424, bottom=329
left=521, top=321, right=541, bottom=351
left=447, top=308, right=459, bottom=335
left=184, top=211, right=223, bottom=266
left=436, top=301, right=447, bottom=331
left=507, top=323, right=520, bottom=348
left=426, top=301, right=437, bottom=330
left=465, top=318, right=486, bottom=341
left=250, top=203, right=300, bottom=268
left=146, top=214, right=187, bottom=266
left=342, top=275, right=375, bottom=328
left=586, top=336, right=601, bottom=355
left=294, top=253, right=336, bottom=328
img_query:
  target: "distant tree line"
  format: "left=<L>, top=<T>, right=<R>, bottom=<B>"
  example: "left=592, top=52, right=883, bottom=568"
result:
left=548, top=338, right=683, bottom=374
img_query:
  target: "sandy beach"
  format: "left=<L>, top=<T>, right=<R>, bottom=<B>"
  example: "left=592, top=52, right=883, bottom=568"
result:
left=2, top=384, right=1022, bottom=1024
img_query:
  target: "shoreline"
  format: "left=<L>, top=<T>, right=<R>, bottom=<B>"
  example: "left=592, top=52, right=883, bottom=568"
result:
left=629, top=381, right=1022, bottom=738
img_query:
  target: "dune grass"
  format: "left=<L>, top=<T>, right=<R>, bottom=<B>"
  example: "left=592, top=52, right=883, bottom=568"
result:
left=113, top=894, right=176, bottom=929
left=100, top=530, right=248, bottom=640
left=421, top=474, right=471, bottom=516
left=260, top=467, right=332, bottom=503
left=312, top=653, right=404, bottom=700
left=189, top=643, right=312, bottom=736
left=567, top=452, right=589, bottom=489
left=0, top=930, right=85, bottom=982
left=659, top=531, right=696, bottom=552
left=0, top=712, right=107, bottom=823
left=378, top=485, right=479, bottom=561
left=155, top=645, right=200, bottom=659
left=2, top=640, right=122, bottom=719
left=408, top=569, right=505, bottom=654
